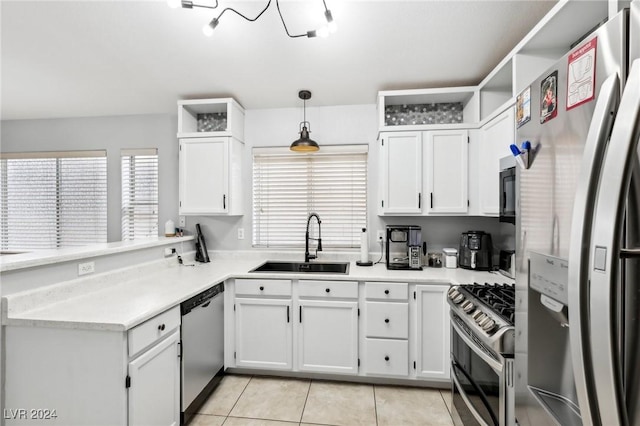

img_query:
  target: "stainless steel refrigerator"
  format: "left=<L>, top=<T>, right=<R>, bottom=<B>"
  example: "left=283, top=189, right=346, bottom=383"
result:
left=515, top=5, right=640, bottom=426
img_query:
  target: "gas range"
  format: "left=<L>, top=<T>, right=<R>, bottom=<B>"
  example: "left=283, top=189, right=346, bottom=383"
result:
left=447, top=282, right=515, bottom=358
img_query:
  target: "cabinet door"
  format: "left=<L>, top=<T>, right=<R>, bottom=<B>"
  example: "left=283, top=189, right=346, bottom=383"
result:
left=379, top=132, right=423, bottom=214
left=424, top=130, right=468, bottom=214
left=478, top=107, right=515, bottom=215
left=235, top=298, right=292, bottom=370
left=179, top=137, right=228, bottom=215
left=415, top=284, right=450, bottom=381
left=128, top=330, right=180, bottom=426
left=298, top=300, right=359, bottom=374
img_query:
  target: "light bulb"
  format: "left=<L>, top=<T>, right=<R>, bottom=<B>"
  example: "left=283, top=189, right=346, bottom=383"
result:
left=202, top=23, right=214, bottom=37
left=328, top=20, right=337, bottom=34
left=167, top=0, right=181, bottom=8
left=317, top=26, right=329, bottom=38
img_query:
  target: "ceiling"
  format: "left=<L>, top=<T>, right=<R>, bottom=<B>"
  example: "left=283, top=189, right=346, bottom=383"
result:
left=1, top=0, right=557, bottom=121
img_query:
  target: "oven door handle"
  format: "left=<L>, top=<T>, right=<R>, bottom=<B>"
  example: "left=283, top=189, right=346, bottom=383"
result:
left=451, top=361, right=498, bottom=426
left=451, top=316, right=503, bottom=373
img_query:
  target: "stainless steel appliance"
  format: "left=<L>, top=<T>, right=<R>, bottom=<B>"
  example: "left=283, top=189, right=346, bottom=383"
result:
left=386, top=225, right=422, bottom=270
left=459, top=231, right=493, bottom=271
left=448, top=283, right=515, bottom=426
left=516, top=7, right=640, bottom=425
left=498, top=250, right=515, bottom=279
left=499, top=156, right=516, bottom=224
left=180, top=283, right=224, bottom=424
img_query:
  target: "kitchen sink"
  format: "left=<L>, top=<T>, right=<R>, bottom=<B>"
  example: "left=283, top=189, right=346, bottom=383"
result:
left=249, top=261, right=350, bottom=274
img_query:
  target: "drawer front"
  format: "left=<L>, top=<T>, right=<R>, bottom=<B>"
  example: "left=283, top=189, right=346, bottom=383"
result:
left=365, top=338, right=408, bottom=377
left=298, top=280, right=358, bottom=299
left=235, top=279, right=292, bottom=297
left=365, top=302, right=408, bottom=339
left=365, top=282, right=408, bottom=301
left=128, top=305, right=181, bottom=357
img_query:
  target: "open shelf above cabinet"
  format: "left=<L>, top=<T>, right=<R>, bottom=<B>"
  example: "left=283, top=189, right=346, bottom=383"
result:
left=378, top=87, right=479, bottom=132
left=177, top=98, right=245, bottom=139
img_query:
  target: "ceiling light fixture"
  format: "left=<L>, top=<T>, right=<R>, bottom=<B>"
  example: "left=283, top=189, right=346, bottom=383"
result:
left=168, top=0, right=336, bottom=39
left=290, top=90, right=319, bottom=152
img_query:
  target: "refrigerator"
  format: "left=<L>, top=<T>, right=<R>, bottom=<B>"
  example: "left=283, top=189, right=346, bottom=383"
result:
left=515, top=4, right=640, bottom=426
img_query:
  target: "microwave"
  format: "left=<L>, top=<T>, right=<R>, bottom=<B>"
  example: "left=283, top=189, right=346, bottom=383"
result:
left=499, top=156, right=516, bottom=224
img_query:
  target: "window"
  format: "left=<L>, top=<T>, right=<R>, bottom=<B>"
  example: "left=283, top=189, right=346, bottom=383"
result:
left=253, top=145, right=367, bottom=248
left=121, top=149, right=159, bottom=240
left=0, top=151, right=107, bottom=250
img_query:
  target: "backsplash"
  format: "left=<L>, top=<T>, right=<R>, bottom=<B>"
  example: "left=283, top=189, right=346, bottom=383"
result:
left=197, top=112, right=227, bottom=132
left=384, top=102, right=463, bottom=126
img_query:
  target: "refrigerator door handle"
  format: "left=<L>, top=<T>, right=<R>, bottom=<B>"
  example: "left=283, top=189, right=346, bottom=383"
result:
left=589, top=59, right=640, bottom=426
left=567, top=71, right=621, bottom=426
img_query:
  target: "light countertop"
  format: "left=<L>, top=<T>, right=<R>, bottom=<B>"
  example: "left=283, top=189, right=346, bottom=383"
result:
left=2, top=253, right=512, bottom=332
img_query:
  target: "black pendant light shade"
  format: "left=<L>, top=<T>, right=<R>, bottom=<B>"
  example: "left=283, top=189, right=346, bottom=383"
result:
left=290, top=90, right=319, bottom=152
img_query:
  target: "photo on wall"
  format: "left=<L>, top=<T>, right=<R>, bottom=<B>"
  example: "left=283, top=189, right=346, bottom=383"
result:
left=540, top=70, right=558, bottom=124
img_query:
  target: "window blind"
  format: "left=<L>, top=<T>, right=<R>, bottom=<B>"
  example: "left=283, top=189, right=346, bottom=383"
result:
left=253, top=145, right=368, bottom=248
left=121, top=149, right=159, bottom=241
left=0, top=151, right=107, bottom=250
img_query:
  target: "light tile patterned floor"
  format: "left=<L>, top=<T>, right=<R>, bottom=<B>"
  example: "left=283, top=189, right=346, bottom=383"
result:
left=189, top=374, right=453, bottom=426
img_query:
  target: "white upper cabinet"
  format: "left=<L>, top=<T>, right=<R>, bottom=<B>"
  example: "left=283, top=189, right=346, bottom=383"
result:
left=177, top=98, right=245, bottom=139
left=477, top=106, right=515, bottom=215
left=379, top=132, right=423, bottom=214
left=423, top=130, right=469, bottom=214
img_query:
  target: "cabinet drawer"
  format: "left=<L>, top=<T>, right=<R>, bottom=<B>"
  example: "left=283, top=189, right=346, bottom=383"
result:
left=365, top=282, right=408, bottom=301
left=128, top=305, right=180, bottom=357
left=365, top=302, right=408, bottom=339
left=298, top=280, right=358, bottom=299
left=235, top=279, right=292, bottom=297
left=365, top=338, right=408, bottom=377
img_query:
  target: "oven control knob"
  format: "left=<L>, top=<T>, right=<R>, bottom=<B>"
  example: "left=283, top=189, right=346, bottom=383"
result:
left=482, top=319, right=496, bottom=331
left=452, top=293, right=465, bottom=304
left=477, top=314, right=490, bottom=326
left=472, top=310, right=484, bottom=321
left=448, top=286, right=460, bottom=298
left=461, top=301, right=475, bottom=313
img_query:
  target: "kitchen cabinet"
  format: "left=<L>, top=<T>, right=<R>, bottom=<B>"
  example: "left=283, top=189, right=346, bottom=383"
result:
left=298, top=280, right=359, bottom=374
left=414, top=284, right=450, bottom=381
left=179, top=136, right=243, bottom=215
left=423, top=130, right=469, bottom=214
left=477, top=106, right=515, bottom=215
left=379, top=132, right=422, bottom=214
left=233, top=279, right=293, bottom=370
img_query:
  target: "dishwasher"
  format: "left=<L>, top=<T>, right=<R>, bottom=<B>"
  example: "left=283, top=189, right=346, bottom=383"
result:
left=180, top=282, right=224, bottom=424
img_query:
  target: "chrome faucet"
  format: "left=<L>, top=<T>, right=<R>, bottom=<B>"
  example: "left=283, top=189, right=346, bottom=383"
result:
left=305, top=213, right=322, bottom=262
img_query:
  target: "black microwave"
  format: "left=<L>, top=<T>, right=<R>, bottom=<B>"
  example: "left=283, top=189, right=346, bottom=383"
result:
left=499, top=157, right=516, bottom=224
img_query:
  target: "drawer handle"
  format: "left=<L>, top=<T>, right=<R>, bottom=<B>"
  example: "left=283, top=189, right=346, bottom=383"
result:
left=326, top=288, right=331, bottom=293
left=385, top=356, right=390, bottom=361
left=384, top=289, right=390, bottom=295
left=260, top=286, right=265, bottom=291
left=158, top=324, right=166, bottom=331
left=384, top=318, right=390, bottom=323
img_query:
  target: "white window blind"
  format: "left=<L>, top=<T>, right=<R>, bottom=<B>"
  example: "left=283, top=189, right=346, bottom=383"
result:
left=121, top=149, right=159, bottom=241
left=0, top=151, right=107, bottom=250
left=253, top=145, right=367, bottom=248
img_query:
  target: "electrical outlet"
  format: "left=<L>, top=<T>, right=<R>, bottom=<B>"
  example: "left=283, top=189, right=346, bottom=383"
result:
left=238, top=228, right=245, bottom=240
left=377, top=230, right=385, bottom=241
left=164, top=247, right=176, bottom=257
left=78, top=261, right=95, bottom=276
left=179, top=216, right=186, bottom=227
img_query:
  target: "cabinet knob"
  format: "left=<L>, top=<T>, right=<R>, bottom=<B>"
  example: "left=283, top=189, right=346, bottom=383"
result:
left=385, top=318, right=390, bottom=323
left=260, top=286, right=264, bottom=291
left=158, top=324, right=165, bottom=331
left=384, top=289, right=390, bottom=295
left=326, top=288, right=331, bottom=293
left=385, top=356, right=390, bottom=361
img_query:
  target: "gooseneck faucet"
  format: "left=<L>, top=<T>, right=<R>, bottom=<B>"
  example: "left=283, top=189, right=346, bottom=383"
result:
left=305, top=213, right=322, bottom=262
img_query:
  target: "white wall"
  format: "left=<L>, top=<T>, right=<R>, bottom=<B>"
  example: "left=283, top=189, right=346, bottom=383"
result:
left=0, top=114, right=179, bottom=243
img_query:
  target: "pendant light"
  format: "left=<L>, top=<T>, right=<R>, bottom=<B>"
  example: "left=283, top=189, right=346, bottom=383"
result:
left=290, top=90, right=320, bottom=152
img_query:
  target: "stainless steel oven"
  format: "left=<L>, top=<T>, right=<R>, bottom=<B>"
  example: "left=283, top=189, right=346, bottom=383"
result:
left=447, top=284, right=515, bottom=426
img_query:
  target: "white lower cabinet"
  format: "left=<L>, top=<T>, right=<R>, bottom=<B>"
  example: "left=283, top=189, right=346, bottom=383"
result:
left=235, top=298, right=293, bottom=369
left=298, top=299, right=359, bottom=374
left=415, top=284, right=451, bottom=381
left=364, top=338, right=409, bottom=376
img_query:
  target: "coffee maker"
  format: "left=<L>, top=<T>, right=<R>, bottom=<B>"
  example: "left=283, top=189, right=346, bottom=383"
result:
left=386, top=225, right=422, bottom=270
left=459, top=230, right=492, bottom=270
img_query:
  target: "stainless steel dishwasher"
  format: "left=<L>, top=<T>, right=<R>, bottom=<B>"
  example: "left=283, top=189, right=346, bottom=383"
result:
left=180, top=282, right=224, bottom=424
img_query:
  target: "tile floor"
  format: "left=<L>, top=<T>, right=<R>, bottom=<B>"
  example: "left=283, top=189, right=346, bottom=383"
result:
left=189, top=374, right=454, bottom=426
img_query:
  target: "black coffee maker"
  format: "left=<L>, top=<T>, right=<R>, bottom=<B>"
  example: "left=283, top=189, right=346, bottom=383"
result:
left=459, top=231, right=492, bottom=271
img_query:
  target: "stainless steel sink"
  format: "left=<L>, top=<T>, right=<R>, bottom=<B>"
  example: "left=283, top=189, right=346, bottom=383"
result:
left=249, top=261, right=350, bottom=274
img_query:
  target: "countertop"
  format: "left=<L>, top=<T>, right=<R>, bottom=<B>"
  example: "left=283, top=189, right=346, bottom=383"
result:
left=2, top=253, right=512, bottom=332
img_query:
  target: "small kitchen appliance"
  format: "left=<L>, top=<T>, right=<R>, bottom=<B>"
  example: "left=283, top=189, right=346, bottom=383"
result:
left=499, top=156, right=517, bottom=224
left=499, top=249, right=516, bottom=279
left=194, top=223, right=210, bottom=263
left=443, top=248, right=458, bottom=268
left=459, top=231, right=493, bottom=271
left=386, top=225, right=422, bottom=270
